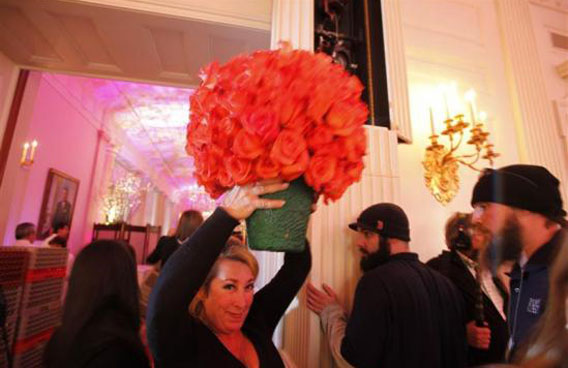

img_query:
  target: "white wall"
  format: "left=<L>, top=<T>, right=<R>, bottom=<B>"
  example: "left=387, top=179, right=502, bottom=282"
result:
left=398, top=0, right=527, bottom=262
left=0, top=72, right=103, bottom=254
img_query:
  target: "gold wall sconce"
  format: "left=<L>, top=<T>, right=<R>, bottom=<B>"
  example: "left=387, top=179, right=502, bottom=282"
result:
left=20, top=139, right=38, bottom=167
left=423, top=87, right=499, bottom=205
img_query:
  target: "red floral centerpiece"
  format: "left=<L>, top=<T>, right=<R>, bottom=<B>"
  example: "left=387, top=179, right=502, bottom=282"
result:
left=186, top=43, right=368, bottom=252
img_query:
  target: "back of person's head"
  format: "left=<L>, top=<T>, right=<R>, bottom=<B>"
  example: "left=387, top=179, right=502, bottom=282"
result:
left=189, top=243, right=258, bottom=322
left=53, top=222, right=69, bottom=233
left=514, top=230, right=568, bottom=366
left=48, top=236, right=67, bottom=248
left=444, top=212, right=472, bottom=251
left=174, top=210, right=203, bottom=242
left=45, top=240, right=140, bottom=366
left=15, top=222, right=36, bottom=240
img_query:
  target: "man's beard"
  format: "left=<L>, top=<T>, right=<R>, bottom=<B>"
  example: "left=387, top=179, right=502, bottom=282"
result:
left=360, top=238, right=391, bottom=272
left=483, top=214, right=523, bottom=274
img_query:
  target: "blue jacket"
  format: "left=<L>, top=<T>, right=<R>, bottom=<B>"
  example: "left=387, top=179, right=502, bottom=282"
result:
left=508, top=229, right=565, bottom=359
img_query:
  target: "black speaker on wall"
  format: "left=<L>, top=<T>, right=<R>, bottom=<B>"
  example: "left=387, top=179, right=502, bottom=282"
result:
left=315, top=0, right=390, bottom=128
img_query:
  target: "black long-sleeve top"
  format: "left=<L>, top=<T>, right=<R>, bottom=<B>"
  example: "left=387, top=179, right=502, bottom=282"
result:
left=146, top=208, right=311, bottom=367
left=146, top=236, right=180, bottom=266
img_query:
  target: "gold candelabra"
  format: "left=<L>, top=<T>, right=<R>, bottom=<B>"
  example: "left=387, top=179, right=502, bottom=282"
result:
left=20, top=140, right=38, bottom=167
left=423, top=92, right=499, bottom=205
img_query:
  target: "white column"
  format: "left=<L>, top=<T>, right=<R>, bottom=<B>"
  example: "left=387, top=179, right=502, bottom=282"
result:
left=297, top=126, right=399, bottom=368
left=269, top=0, right=313, bottom=362
left=382, top=0, right=412, bottom=143
left=162, top=198, right=172, bottom=236
left=270, top=0, right=313, bottom=50
left=496, top=0, right=568, bottom=202
left=271, top=2, right=403, bottom=367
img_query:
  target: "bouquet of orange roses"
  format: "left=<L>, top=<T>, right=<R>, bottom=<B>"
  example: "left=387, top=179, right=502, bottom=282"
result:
left=186, top=44, right=368, bottom=251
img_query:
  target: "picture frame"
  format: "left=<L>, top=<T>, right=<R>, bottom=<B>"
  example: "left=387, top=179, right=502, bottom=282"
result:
left=37, top=168, right=80, bottom=240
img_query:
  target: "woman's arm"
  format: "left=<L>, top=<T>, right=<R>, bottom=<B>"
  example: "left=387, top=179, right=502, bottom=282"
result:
left=248, top=241, right=312, bottom=334
left=146, top=208, right=238, bottom=362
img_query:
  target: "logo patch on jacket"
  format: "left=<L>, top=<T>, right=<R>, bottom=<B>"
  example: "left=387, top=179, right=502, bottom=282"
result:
left=527, top=298, right=541, bottom=314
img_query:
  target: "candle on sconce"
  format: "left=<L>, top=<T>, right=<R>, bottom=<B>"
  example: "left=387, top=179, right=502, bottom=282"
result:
left=30, top=140, right=38, bottom=162
left=468, top=101, right=475, bottom=123
left=429, top=107, right=436, bottom=135
left=478, top=111, right=487, bottom=129
left=464, top=89, right=476, bottom=123
left=21, top=142, right=29, bottom=165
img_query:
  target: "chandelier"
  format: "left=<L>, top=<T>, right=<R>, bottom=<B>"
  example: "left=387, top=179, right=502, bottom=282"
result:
left=423, top=87, right=499, bottom=205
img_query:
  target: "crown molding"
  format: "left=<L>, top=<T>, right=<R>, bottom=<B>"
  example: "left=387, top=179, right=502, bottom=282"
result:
left=529, top=0, right=568, bottom=14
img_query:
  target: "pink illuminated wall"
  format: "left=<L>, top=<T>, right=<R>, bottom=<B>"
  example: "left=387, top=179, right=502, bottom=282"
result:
left=0, top=71, right=102, bottom=255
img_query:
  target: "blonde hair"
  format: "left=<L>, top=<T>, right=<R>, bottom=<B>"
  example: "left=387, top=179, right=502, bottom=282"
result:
left=189, top=244, right=259, bottom=323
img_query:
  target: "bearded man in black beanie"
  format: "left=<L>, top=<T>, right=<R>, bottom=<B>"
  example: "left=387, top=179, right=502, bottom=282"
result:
left=470, top=164, right=567, bottom=361
left=306, top=203, right=466, bottom=368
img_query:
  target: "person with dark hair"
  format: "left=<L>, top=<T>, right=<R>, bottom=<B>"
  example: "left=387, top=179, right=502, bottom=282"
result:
left=146, top=210, right=203, bottom=267
left=14, top=222, right=36, bottom=245
left=45, top=222, right=70, bottom=248
left=146, top=180, right=312, bottom=367
left=306, top=203, right=466, bottom=367
left=44, top=240, right=150, bottom=368
left=427, top=212, right=508, bottom=366
left=471, top=164, right=567, bottom=360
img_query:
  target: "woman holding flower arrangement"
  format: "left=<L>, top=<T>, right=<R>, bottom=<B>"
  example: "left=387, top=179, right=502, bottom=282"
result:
left=146, top=180, right=312, bottom=367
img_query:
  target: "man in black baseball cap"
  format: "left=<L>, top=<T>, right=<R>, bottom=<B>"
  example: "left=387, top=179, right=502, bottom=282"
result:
left=470, top=164, right=566, bottom=360
left=306, top=202, right=466, bottom=367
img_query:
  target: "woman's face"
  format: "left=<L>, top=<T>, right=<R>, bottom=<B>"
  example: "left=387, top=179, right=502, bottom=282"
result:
left=202, top=259, right=255, bottom=335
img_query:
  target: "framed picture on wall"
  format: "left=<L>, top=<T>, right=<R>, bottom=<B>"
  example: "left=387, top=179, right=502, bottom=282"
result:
left=37, top=168, right=80, bottom=240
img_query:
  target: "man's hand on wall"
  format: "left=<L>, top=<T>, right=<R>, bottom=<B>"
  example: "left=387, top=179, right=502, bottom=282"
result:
left=306, top=282, right=339, bottom=315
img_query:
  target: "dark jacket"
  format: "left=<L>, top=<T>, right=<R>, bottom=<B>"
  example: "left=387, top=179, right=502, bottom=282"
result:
left=508, top=229, right=565, bottom=360
left=45, top=308, right=149, bottom=368
left=146, top=236, right=180, bottom=266
left=341, top=253, right=467, bottom=368
left=146, top=208, right=311, bottom=367
left=427, top=250, right=509, bottom=366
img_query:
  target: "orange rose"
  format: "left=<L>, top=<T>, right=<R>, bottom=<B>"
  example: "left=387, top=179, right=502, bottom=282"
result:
left=322, top=174, right=351, bottom=203
left=226, top=156, right=253, bottom=185
left=345, top=161, right=364, bottom=180
left=326, top=101, right=368, bottom=136
left=217, top=168, right=235, bottom=188
left=243, top=107, right=280, bottom=144
left=233, top=129, right=263, bottom=159
left=307, top=125, right=334, bottom=151
left=337, top=126, right=367, bottom=162
left=305, top=153, right=337, bottom=191
left=281, top=150, right=309, bottom=181
left=255, top=155, right=281, bottom=179
left=270, top=129, right=307, bottom=166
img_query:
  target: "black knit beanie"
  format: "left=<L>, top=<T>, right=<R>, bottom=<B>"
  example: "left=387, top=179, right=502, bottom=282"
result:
left=471, top=164, right=566, bottom=225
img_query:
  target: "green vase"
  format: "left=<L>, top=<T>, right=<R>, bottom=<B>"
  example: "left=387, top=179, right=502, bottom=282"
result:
left=246, top=178, right=314, bottom=252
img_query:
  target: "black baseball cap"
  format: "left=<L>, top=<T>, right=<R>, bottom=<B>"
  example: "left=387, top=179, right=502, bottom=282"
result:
left=348, top=203, right=411, bottom=241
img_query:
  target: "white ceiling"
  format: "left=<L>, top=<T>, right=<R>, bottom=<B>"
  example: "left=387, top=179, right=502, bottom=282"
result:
left=0, top=0, right=271, bottom=206
left=0, top=0, right=270, bottom=87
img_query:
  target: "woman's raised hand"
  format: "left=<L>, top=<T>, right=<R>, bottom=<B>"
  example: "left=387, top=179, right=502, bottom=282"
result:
left=221, top=179, right=289, bottom=221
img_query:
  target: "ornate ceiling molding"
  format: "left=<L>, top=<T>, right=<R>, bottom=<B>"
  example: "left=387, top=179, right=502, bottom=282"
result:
left=530, top=0, right=568, bottom=13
